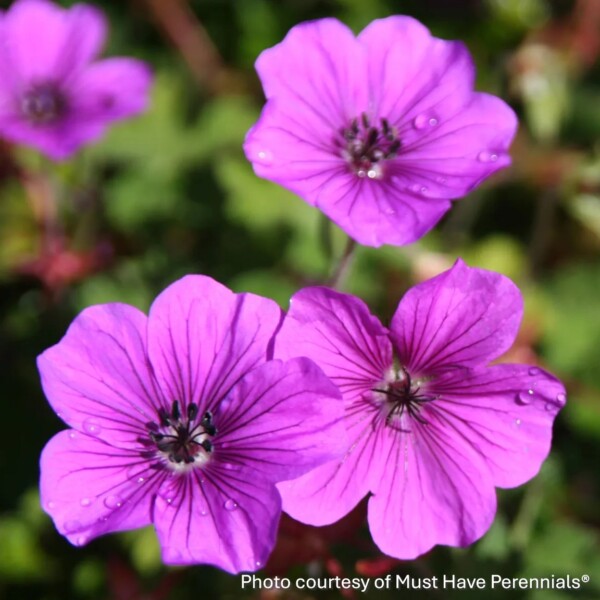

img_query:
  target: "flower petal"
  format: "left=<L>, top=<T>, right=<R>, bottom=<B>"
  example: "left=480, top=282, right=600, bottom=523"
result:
left=391, top=259, right=523, bottom=373
left=215, top=357, right=347, bottom=482
left=368, top=419, right=497, bottom=558
left=154, top=467, right=281, bottom=573
left=275, top=286, right=392, bottom=390
left=255, top=18, right=367, bottom=124
left=40, top=430, right=158, bottom=546
left=278, top=412, right=385, bottom=526
left=69, top=58, right=152, bottom=123
left=146, top=275, right=282, bottom=413
left=37, top=304, right=159, bottom=449
left=1, top=0, right=106, bottom=82
left=428, top=364, right=566, bottom=488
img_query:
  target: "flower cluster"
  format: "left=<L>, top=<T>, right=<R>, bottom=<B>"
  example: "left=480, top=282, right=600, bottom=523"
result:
left=32, top=0, right=566, bottom=577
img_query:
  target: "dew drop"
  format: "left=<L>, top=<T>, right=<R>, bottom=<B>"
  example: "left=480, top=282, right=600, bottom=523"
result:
left=420, top=186, right=428, bottom=194
left=516, top=389, right=534, bottom=405
left=436, top=176, right=447, bottom=184
left=224, top=499, right=238, bottom=511
left=75, top=535, right=87, bottom=546
left=478, top=151, right=499, bottom=163
left=556, top=393, right=566, bottom=406
left=68, top=431, right=77, bottom=440
left=514, top=418, right=522, bottom=427
left=428, top=117, right=438, bottom=126
left=80, top=497, right=92, bottom=507
left=367, top=167, right=381, bottom=179
left=356, top=168, right=367, bottom=178
left=47, top=501, right=56, bottom=510
left=257, top=150, right=272, bottom=164
left=528, top=367, right=541, bottom=376
left=82, top=418, right=101, bottom=437
left=64, top=519, right=82, bottom=533
left=103, top=495, right=123, bottom=509
left=200, top=509, right=208, bottom=517
left=413, top=114, right=428, bottom=129
left=136, top=477, right=146, bottom=484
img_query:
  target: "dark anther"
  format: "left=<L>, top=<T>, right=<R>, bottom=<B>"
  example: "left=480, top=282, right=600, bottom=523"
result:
left=338, top=114, right=402, bottom=177
left=158, top=408, right=170, bottom=427
left=171, top=400, right=181, bottom=421
left=187, top=402, right=198, bottom=421
left=21, top=83, right=68, bottom=126
left=141, top=402, right=217, bottom=466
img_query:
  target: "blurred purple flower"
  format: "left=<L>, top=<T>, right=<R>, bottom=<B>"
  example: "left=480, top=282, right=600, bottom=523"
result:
left=38, top=275, right=347, bottom=573
left=274, top=260, right=566, bottom=558
left=0, top=0, right=152, bottom=160
left=244, top=18, right=517, bottom=247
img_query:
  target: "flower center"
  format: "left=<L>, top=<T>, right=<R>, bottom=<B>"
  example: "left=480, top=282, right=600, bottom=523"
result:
left=373, top=366, right=437, bottom=431
left=140, top=401, right=216, bottom=471
left=337, top=113, right=401, bottom=180
left=21, top=83, right=68, bottom=125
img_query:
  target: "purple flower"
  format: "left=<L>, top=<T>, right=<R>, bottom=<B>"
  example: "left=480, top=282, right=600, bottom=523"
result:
left=38, top=275, right=347, bottom=573
left=0, top=0, right=152, bottom=160
left=244, top=18, right=517, bottom=247
left=274, top=260, right=565, bottom=558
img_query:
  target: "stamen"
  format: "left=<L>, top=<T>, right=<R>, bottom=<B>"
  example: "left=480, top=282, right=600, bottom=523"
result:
left=338, top=112, right=402, bottom=179
left=21, top=83, right=68, bottom=125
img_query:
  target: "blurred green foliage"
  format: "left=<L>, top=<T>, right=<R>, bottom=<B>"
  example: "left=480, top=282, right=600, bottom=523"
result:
left=0, top=0, right=599, bottom=599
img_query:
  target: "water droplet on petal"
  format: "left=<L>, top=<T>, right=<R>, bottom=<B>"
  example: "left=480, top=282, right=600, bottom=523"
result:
left=75, top=535, right=87, bottom=546
left=82, top=418, right=101, bottom=437
left=556, top=393, right=566, bottom=406
left=224, top=499, right=238, bottom=511
left=356, top=168, right=367, bottom=178
left=104, top=495, right=123, bottom=509
left=516, top=390, right=534, bottom=405
left=64, top=519, right=82, bottom=533
left=68, top=431, right=77, bottom=440
left=200, top=509, right=208, bottom=517
left=413, top=114, right=428, bottom=129
left=80, top=497, right=92, bottom=507
left=136, top=477, right=146, bottom=484
left=47, top=501, right=56, bottom=510
left=478, top=151, right=499, bottom=163
left=436, top=176, right=447, bottom=184
left=428, top=117, right=438, bottom=126
left=420, top=186, right=428, bottom=194
left=257, top=150, right=272, bottom=164
left=528, top=367, right=541, bottom=376
left=514, top=418, right=522, bottom=427
left=367, top=166, right=382, bottom=179
left=255, top=560, right=262, bottom=568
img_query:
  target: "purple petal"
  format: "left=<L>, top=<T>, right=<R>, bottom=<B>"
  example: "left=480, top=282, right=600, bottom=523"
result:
left=391, top=259, right=523, bottom=373
left=428, top=364, right=566, bottom=488
left=40, top=430, right=158, bottom=546
left=255, top=18, right=367, bottom=122
left=215, top=357, right=347, bottom=482
left=68, top=58, right=152, bottom=123
left=1, top=0, right=106, bottom=82
left=37, top=303, right=159, bottom=449
left=154, top=467, right=280, bottom=573
left=358, top=17, right=474, bottom=128
left=368, top=419, right=497, bottom=558
left=146, top=275, right=282, bottom=413
left=275, top=286, right=392, bottom=391
left=278, top=410, right=385, bottom=526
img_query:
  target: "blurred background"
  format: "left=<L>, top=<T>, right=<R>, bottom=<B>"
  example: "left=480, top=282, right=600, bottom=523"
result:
left=0, top=0, right=599, bottom=598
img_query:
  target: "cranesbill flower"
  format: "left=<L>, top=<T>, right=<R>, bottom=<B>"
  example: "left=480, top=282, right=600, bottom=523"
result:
left=38, top=276, right=347, bottom=573
left=244, top=18, right=517, bottom=247
left=274, top=260, right=566, bottom=558
left=0, top=0, right=152, bottom=159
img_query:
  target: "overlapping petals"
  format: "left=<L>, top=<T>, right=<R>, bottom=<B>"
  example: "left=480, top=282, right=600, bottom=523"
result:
left=245, top=17, right=517, bottom=247
left=274, top=260, right=565, bottom=558
left=39, top=275, right=347, bottom=573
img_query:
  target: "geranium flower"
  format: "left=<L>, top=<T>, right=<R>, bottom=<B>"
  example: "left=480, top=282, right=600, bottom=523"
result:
left=38, top=276, right=347, bottom=573
left=244, top=17, right=517, bottom=247
left=274, top=260, right=566, bottom=558
left=0, top=0, right=152, bottom=159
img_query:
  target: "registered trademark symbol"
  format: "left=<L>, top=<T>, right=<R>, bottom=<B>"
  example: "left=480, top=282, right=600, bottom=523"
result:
left=582, top=575, right=590, bottom=583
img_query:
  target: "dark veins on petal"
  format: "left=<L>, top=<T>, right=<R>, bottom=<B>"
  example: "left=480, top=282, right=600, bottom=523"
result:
left=373, top=366, right=438, bottom=432
left=336, top=113, right=401, bottom=180
left=20, top=82, right=69, bottom=126
left=138, top=401, right=217, bottom=469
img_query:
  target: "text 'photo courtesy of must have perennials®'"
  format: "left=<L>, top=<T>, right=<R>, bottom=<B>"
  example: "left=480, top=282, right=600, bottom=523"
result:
left=0, top=0, right=594, bottom=597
